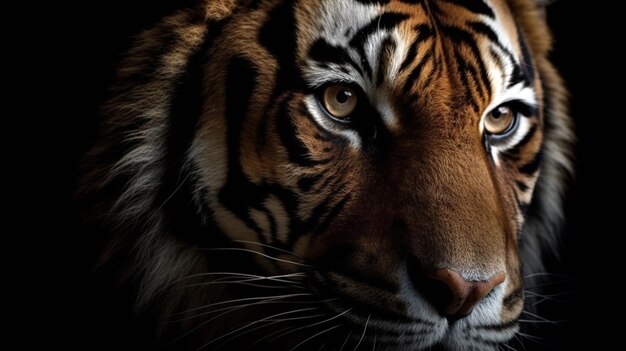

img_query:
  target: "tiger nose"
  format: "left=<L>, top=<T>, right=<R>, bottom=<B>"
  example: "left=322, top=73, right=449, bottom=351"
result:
left=423, top=269, right=506, bottom=318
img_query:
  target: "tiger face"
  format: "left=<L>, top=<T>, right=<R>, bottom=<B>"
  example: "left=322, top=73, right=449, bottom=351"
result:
left=194, top=0, right=546, bottom=348
left=82, top=0, right=573, bottom=350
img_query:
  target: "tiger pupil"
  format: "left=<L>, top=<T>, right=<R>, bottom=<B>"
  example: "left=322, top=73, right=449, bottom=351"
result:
left=493, top=107, right=507, bottom=119
left=336, top=90, right=351, bottom=104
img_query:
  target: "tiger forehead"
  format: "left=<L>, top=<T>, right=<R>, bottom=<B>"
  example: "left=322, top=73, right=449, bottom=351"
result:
left=296, top=0, right=525, bottom=109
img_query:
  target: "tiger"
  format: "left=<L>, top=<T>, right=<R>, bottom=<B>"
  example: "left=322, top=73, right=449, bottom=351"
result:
left=78, top=0, right=574, bottom=350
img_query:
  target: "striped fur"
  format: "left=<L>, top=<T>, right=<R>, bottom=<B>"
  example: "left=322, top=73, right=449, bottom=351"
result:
left=78, top=0, right=573, bottom=350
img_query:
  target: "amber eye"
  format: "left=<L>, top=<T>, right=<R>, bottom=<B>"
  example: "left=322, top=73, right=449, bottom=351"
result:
left=485, top=105, right=517, bottom=135
left=321, top=84, right=358, bottom=120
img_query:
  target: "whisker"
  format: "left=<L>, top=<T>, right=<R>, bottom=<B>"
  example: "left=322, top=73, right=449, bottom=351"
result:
left=170, top=293, right=312, bottom=317
left=288, top=324, right=342, bottom=351
left=524, top=290, right=573, bottom=306
left=339, top=330, right=353, bottom=351
left=520, top=310, right=563, bottom=325
left=517, top=319, right=569, bottom=324
left=524, top=290, right=573, bottom=298
left=198, top=247, right=312, bottom=267
left=146, top=173, right=190, bottom=222
left=523, top=278, right=573, bottom=290
left=195, top=307, right=320, bottom=351
left=176, top=279, right=305, bottom=291
left=214, top=313, right=327, bottom=350
left=273, top=307, right=352, bottom=342
left=515, top=331, right=550, bottom=347
left=353, top=314, right=371, bottom=351
left=247, top=325, right=295, bottom=350
left=523, top=272, right=573, bottom=280
left=213, top=320, right=284, bottom=351
left=171, top=297, right=322, bottom=323
left=501, top=344, right=518, bottom=351
left=234, top=239, right=306, bottom=260
left=175, top=271, right=306, bottom=284
left=512, top=333, right=527, bottom=351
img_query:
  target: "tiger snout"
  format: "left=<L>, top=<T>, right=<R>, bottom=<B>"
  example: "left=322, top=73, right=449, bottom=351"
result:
left=303, top=146, right=520, bottom=347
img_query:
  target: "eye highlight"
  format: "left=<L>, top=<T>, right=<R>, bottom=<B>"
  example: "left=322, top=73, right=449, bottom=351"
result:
left=485, top=105, right=517, bottom=136
left=320, top=84, right=358, bottom=120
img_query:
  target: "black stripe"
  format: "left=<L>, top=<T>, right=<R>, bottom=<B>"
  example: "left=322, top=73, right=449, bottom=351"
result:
left=303, top=198, right=333, bottom=237
left=518, top=28, right=535, bottom=84
left=257, top=0, right=306, bottom=161
left=504, top=124, right=538, bottom=158
left=403, top=50, right=433, bottom=93
left=508, top=63, right=526, bottom=88
left=513, top=189, right=529, bottom=215
left=349, top=12, right=410, bottom=78
left=515, top=180, right=529, bottom=192
left=218, top=57, right=270, bottom=239
left=259, top=0, right=304, bottom=91
left=399, top=24, right=434, bottom=72
left=297, top=173, right=324, bottom=192
left=519, top=149, right=543, bottom=175
left=488, top=47, right=505, bottom=72
left=502, top=285, right=524, bottom=310
left=253, top=205, right=278, bottom=243
left=277, top=96, right=331, bottom=167
left=224, top=57, right=257, bottom=169
left=309, top=39, right=363, bottom=76
left=314, top=195, right=351, bottom=233
left=453, top=49, right=480, bottom=112
left=468, top=21, right=499, bottom=44
left=259, top=0, right=296, bottom=67
left=441, top=24, right=492, bottom=98
left=463, top=54, right=490, bottom=99
left=470, top=21, right=527, bottom=88
left=440, top=0, right=495, bottom=18
left=158, top=19, right=228, bottom=245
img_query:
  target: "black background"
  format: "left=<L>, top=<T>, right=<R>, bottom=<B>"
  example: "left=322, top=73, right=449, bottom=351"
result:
left=45, top=0, right=614, bottom=349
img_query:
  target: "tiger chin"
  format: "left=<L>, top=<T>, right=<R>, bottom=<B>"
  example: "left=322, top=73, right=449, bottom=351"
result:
left=78, top=0, right=573, bottom=350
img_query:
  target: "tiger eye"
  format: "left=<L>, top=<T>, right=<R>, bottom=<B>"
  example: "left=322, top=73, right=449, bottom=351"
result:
left=485, top=105, right=516, bottom=135
left=322, top=84, right=358, bottom=119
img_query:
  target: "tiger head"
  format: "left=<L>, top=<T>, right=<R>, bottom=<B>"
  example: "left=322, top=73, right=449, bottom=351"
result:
left=81, top=0, right=573, bottom=350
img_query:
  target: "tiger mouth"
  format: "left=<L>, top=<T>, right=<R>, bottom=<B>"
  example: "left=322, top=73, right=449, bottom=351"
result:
left=303, top=271, right=519, bottom=350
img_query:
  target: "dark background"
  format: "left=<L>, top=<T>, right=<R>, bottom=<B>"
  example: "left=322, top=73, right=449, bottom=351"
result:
left=46, top=0, right=614, bottom=349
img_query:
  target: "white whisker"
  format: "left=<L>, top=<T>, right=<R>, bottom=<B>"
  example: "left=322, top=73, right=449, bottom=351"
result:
left=175, top=271, right=305, bottom=283
left=339, top=330, right=353, bottom=351
left=170, top=293, right=311, bottom=317
left=170, top=296, right=321, bottom=323
left=214, top=313, right=327, bottom=350
left=523, top=272, right=572, bottom=279
left=195, top=307, right=320, bottom=351
left=147, top=173, right=190, bottom=222
left=288, top=324, right=342, bottom=351
left=199, top=247, right=312, bottom=267
left=234, top=239, right=306, bottom=260
left=501, top=343, right=518, bottom=351
left=176, top=279, right=305, bottom=291
left=520, top=310, right=562, bottom=325
left=274, top=307, right=352, bottom=341
left=247, top=325, right=295, bottom=350
left=353, top=314, right=371, bottom=351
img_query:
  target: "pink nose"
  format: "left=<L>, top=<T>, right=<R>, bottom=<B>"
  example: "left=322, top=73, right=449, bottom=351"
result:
left=425, top=269, right=506, bottom=317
